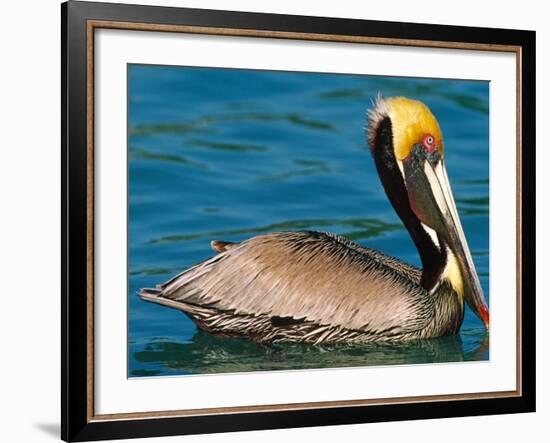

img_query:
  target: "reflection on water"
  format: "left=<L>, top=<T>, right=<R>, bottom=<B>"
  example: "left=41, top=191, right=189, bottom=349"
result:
left=128, top=65, right=490, bottom=377
left=130, top=328, right=489, bottom=376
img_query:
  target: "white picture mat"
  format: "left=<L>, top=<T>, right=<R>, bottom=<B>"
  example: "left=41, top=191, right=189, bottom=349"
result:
left=94, top=28, right=517, bottom=415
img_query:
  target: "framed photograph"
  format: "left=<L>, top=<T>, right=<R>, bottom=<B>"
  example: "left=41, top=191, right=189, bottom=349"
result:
left=61, top=1, right=536, bottom=441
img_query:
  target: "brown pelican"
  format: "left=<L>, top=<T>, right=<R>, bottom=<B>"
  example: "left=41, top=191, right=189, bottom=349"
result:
left=139, top=96, right=489, bottom=344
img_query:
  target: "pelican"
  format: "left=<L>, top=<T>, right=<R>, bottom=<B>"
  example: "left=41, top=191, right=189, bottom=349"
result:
left=139, top=96, right=489, bottom=344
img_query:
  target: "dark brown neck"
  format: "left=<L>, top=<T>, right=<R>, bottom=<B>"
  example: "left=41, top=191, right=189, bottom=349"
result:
left=371, top=116, right=447, bottom=291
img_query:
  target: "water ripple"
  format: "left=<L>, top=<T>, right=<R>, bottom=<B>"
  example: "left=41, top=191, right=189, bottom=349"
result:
left=130, top=147, right=208, bottom=168
left=318, top=86, right=489, bottom=114
left=130, top=267, right=182, bottom=277
left=146, top=218, right=403, bottom=245
left=188, top=139, right=269, bottom=153
left=129, top=118, right=215, bottom=137
left=257, top=160, right=332, bottom=181
left=130, top=112, right=334, bottom=138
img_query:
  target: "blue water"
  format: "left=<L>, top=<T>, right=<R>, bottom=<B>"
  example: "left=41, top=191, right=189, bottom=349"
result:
left=128, top=65, right=489, bottom=377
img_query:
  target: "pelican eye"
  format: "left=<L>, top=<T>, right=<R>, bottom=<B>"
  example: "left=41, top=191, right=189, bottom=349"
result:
left=422, top=134, right=436, bottom=152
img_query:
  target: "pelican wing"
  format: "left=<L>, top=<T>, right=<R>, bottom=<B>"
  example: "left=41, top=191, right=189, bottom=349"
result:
left=154, top=231, right=434, bottom=335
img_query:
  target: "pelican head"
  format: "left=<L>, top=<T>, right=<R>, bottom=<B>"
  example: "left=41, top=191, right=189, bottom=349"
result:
left=368, top=96, right=489, bottom=329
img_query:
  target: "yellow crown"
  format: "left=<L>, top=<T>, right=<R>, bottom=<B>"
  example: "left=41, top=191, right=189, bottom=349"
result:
left=383, top=97, right=443, bottom=160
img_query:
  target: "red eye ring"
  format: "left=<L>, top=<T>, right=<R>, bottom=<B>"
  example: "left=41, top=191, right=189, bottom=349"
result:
left=422, top=134, right=436, bottom=152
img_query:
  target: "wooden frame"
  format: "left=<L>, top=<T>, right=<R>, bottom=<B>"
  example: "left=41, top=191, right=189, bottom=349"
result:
left=62, top=1, right=536, bottom=441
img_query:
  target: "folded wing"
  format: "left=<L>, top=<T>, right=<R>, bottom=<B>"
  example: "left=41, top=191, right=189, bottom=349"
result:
left=146, top=231, right=434, bottom=335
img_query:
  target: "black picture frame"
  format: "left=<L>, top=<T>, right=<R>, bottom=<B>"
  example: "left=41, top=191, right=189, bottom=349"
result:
left=62, top=1, right=536, bottom=441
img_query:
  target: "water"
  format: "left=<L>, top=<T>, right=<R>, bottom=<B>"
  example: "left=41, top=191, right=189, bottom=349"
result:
left=128, top=64, right=489, bottom=377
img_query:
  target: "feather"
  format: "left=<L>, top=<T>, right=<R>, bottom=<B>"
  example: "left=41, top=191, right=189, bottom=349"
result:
left=140, top=231, right=436, bottom=341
